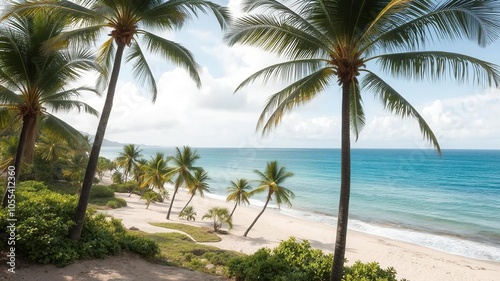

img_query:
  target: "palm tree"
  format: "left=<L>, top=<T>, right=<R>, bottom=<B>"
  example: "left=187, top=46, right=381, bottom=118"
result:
left=0, top=12, right=98, bottom=207
left=96, top=156, right=113, bottom=181
left=128, top=158, right=148, bottom=196
left=244, top=161, right=294, bottom=237
left=141, top=153, right=171, bottom=198
left=202, top=207, right=233, bottom=233
left=115, top=144, right=142, bottom=183
left=4, top=0, right=230, bottom=239
left=179, top=206, right=197, bottom=221
left=166, top=146, right=201, bottom=219
left=226, top=178, right=252, bottom=219
left=180, top=169, right=210, bottom=213
left=225, top=1, right=500, bottom=279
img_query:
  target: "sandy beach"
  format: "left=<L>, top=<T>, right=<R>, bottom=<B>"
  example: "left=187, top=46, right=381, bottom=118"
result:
left=96, top=187, right=500, bottom=281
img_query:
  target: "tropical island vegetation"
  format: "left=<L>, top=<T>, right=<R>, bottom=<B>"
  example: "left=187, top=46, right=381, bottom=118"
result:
left=2, top=0, right=500, bottom=281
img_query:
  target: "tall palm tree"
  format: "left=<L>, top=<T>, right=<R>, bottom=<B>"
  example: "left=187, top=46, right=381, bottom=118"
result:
left=0, top=12, right=98, bottom=207
left=166, top=146, right=200, bottom=220
left=225, top=1, right=500, bottom=279
left=141, top=153, right=171, bottom=197
left=244, top=161, right=294, bottom=237
left=115, top=144, right=142, bottom=183
left=180, top=168, right=210, bottom=213
left=4, top=0, right=230, bottom=239
left=226, top=178, right=252, bottom=219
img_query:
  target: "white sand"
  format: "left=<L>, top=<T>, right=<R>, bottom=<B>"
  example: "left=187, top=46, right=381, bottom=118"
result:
left=100, top=188, right=500, bottom=281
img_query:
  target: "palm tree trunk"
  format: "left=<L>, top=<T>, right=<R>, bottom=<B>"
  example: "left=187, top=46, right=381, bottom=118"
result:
left=166, top=186, right=179, bottom=219
left=69, top=43, right=126, bottom=240
left=128, top=187, right=135, bottom=197
left=330, top=82, right=352, bottom=281
left=244, top=194, right=271, bottom=237
left=1, top=115, right=34, bottom=207
left=229, top=203, right=237, bottom=219
left=181, top=193, right=195, bottom=213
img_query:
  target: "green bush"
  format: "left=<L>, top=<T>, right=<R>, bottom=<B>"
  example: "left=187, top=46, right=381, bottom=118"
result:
left=18, top=180, right=49, bottom=192
left=227, top=237, right=406, bottom=281
left=90, top=185, right=115, bottom=199
left=0, top=185, right=159, bottom=267
left=106, top=198, right=127, bottom=209
left=109, top=182, right=137, bottom=193
left=112, top=171, right=123, bottom=184
left=343, top=261, right=408, bottom=281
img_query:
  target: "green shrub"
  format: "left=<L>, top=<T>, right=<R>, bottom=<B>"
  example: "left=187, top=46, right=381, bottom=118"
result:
left=106, top=198, right=127, bottom=209
left=343, top=261, right=408, bottom=281
left=109, top=182, right=137, bottom=193
left=90, top=185, right=115, bottom=199
left=18, top=180, right=48, bottom=192
left=227, top=237, right=406, bottom=281
left=0, top=185, right=158, bottom=267
left=112, top=171, right=123, bottom=184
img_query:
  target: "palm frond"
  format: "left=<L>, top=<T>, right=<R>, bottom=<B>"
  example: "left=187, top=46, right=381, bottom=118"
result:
left=234, top=59, right=329, bottom=93
left=96, top=37, right=115, bottom=91
left=0, top=86, right=22, bottom=105
left=257, top=67, right=335, bottom=135
left=140, top=30, right=201, bottom=87
left=362, top=71, right=441, bottom=154
left=373, top=51, right=500, bottom=87
left=126, top=41, right=157, bottom=101
left=349, top=80, right=365, bottom=141
left=225, top=14, right=330, bottom=59
left=39, top=113, right=89, bottom=147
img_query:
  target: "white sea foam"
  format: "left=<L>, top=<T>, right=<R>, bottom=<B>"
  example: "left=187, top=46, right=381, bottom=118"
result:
left=280, top=208, right=500, bottom=262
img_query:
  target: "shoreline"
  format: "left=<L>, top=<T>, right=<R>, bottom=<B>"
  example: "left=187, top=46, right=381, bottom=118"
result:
left=100, top=184, right=500, bottom=281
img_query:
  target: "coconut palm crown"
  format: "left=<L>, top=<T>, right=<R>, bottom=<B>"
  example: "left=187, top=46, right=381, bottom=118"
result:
left=225, top=0, right=500, bottom=280
left=0, top=12, right=98, bottom=207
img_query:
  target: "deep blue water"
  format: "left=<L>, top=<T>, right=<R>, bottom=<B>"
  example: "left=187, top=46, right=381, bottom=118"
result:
left=101, top=147, right=500, bottom=261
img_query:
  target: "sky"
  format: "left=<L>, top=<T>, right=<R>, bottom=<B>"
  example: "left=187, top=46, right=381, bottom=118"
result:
left=55, top=0, right=500, bottom=150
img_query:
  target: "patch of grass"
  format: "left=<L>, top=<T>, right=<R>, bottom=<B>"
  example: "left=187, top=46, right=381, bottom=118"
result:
left=47, top=181, right=80, bottom=194
left=132, top=231, right=244, bottom=275
left=149, top=222, right=221, bottom=242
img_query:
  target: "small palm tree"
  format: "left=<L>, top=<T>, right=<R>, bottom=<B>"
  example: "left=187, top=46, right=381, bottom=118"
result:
left=128, top=158, right=148, bottom=196
left=96, top=157, right=113, bottom=181
left=179, top=206, right=197, bottom=221
left=202, top=207, right=233, bottom=233
left=115, top=144, right=143, bottom=183
left=141, top=153, right=172, bottom=196
left=166, top=146, right=201, bottom=220
left=142, top=190, right=158, bottom=209
left=180, top=169, right=210, bottom=213
left=0, top=12, right=98, bottom=207
left=244, top=161, right=294, bottom=237
left=226, top=178, right=252, bottom=219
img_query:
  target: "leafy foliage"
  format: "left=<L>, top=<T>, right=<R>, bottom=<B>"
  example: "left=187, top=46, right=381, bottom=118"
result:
left=227, top=237, right=407, bottom=281
left=202, top=207, right=233, bottom=233
left=0, top=184, right=158, bottom=266
left=90, top=185, right=115, bottom=199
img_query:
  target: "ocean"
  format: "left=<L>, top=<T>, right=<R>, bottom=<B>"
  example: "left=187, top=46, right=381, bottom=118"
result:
left=100, top=147, right=500, bottom=262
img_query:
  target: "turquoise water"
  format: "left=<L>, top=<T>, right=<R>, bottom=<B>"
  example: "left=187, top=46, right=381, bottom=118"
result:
left=100, top=147, right=500, bottom=261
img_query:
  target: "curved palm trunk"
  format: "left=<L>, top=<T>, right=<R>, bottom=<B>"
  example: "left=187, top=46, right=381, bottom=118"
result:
left=166, top=186, right=179, bottom=219
left=229, top=203, right=238, bottom=219
left=69, top=43, right=126, bottom=240
left=128, top=187, right=135, bottom=197
left=243, top=192, right=271, bottom=237
left=2, top=115, right=35, bottom=207
left=330, top=82, right=352, bottom=281
left=181, top=193, right=195, bottom=213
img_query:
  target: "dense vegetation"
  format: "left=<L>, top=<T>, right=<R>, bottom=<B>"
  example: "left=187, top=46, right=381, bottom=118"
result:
left=0, top=182, right=157, bottom=266
left=228, top=237, right=408, bottom=281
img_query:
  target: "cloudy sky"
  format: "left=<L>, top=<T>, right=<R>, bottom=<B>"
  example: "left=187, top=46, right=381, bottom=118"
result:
left=56, top=0, right=500, bottom=150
